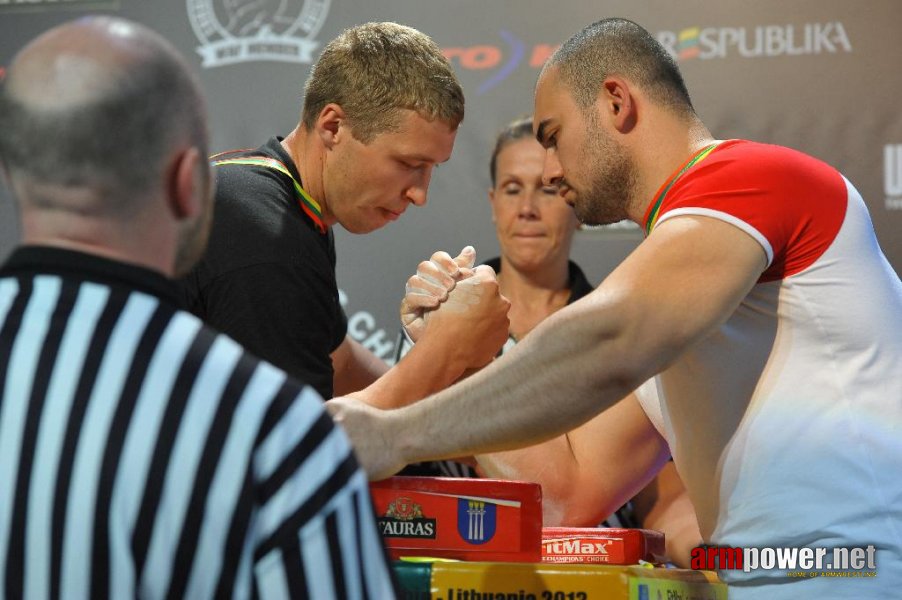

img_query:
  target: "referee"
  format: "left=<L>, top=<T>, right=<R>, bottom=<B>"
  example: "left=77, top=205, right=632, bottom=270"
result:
left=0, top=17, right=395, bottom=599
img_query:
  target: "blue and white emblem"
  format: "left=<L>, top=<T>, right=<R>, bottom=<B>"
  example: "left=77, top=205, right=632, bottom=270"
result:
left=457, top=498, right=497, bottom=545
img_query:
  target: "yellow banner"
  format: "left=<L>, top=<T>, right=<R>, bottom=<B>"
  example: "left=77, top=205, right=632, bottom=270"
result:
left=630, top=576, right=728, bottom=600
left=429, top=562, right=726, bottom=600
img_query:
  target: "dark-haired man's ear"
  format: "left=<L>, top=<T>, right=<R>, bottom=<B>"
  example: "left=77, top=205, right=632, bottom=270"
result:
left=602, top=77, right=637, bottom=134
left=316, top=103, right=345, bottom=148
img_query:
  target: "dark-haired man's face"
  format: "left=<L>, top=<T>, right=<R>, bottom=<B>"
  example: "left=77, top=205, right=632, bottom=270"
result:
left=533, top=69, right=636, bottom=226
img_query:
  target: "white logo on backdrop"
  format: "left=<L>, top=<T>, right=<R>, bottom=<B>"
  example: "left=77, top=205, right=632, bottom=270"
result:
left=338, top=290, right=398, bottom=364
left=657, top=22, right=852, bottom=61
left=187, top=0, right=330, bottom=68
left=884, top=144, right=902, bottom=210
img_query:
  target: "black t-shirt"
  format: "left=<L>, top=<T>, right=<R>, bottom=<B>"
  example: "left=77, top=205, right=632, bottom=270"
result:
left=181, top=137, right=347, bottom=399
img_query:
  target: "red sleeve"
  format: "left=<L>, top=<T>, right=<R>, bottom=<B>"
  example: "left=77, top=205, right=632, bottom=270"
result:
left=656, top=140, right=847, bottom=282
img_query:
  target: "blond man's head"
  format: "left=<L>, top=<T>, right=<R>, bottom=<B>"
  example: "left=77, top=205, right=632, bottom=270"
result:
left=301, top=22, right=464, bottom=143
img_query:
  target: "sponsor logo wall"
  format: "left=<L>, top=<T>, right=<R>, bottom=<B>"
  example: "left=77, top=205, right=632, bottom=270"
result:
left=0, top=1, right=899, bottom=356
left=442, top=21, right=853, bottom=96
left=659, top=22, right=852, bottom=60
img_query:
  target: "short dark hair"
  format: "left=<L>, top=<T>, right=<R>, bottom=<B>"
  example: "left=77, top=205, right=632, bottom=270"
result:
left=301, top=22, right=464, bottom=143
left=489, top=115, right=535, bottom=187
left=0, top=27, right=207, bottom=212
left=548, top=18, right=695, bottom=118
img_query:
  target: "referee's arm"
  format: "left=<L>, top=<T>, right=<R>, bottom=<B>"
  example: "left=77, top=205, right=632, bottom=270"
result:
left=251, top=386, right=397, bottom=598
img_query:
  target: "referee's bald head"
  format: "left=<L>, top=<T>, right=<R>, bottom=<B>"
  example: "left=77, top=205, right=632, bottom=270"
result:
left=0, top=16, right=209, bottom=215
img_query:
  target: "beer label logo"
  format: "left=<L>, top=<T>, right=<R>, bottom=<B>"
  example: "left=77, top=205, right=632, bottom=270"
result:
left=385, top=497, right=422, bottom=520
left=377, top=497, right=436, bottom=539
left=457, top=499, right=497, bottom=545
left=187, top=0, right=331, bottom=68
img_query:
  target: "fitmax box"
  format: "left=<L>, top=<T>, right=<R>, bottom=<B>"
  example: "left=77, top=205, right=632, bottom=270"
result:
left=542, top=527, right=666, bottom=565
left=369, top=476, right=542, bottom=562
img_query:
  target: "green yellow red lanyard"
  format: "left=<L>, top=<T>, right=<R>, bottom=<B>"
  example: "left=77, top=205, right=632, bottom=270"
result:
left=643, top=143, right=719, bottom=236
left=210, top=153, right=326, bottom=234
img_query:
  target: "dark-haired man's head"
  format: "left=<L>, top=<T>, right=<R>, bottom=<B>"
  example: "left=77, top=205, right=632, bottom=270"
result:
left=533, top=18, right=695, bottom=226
left=545, top=18, right=694, bottom=118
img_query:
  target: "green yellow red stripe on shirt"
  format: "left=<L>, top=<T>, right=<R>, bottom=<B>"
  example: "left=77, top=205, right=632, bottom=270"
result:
left=211, top=155, right=326, bottom=234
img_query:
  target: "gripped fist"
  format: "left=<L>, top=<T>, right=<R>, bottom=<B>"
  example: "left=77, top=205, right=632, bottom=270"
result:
left=425, top=264, right=511, bottom=369
left=400, top=246, right=476, bottom=342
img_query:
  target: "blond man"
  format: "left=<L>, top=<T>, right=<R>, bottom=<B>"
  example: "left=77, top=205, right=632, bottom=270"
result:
left=182, top=22, right=510, bottom=407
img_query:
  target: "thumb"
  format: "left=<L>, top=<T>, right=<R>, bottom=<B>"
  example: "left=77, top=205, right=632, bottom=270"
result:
left=453, top=245, right=476, bottom=270
left=467, top=263, right=498, bottom=284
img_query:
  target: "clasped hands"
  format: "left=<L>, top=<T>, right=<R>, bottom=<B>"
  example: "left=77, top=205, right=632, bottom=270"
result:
left=400, top=245, right=510, bottom=369
left=327, top=246, right=509, bottom=480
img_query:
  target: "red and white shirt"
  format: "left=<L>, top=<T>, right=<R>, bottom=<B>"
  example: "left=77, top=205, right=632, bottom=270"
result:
left=636, top=140, right=902, bottom=597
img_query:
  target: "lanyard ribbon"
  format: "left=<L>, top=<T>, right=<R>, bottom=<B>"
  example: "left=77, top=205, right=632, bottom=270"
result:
left=211, top=154, right=326, bottom=234
left=644, top=143, right=719, bottom=236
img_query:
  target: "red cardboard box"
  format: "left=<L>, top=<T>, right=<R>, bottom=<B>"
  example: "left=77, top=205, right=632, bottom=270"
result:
left=369, top=477, right=542, bottom=562
left=541, top=527, right=666, bottom=565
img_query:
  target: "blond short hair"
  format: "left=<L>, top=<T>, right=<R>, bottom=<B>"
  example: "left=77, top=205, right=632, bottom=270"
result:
left=301, top=22, right=464, bottom=143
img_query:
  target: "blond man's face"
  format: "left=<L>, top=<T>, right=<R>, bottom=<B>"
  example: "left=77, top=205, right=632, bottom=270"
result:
left=321, top=109, right=457, bottom=234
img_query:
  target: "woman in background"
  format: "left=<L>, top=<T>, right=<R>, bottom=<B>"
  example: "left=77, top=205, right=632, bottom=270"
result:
left=396, top=115, right=591, bottom=477
left=485, top=117, right=591, bottom=356
left=398, top=117, right=589, bottom=357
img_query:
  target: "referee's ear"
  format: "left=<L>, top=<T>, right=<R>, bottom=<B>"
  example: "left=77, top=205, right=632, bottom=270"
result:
left=167, top=145, right=204, bottom=221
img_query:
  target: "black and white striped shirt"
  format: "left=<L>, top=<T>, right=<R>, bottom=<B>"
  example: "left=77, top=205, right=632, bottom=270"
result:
left=0, top=246, right=396, bottom=599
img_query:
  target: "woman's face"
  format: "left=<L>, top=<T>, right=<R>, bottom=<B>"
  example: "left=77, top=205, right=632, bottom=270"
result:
left=490, top=138, right=580, bottom=273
